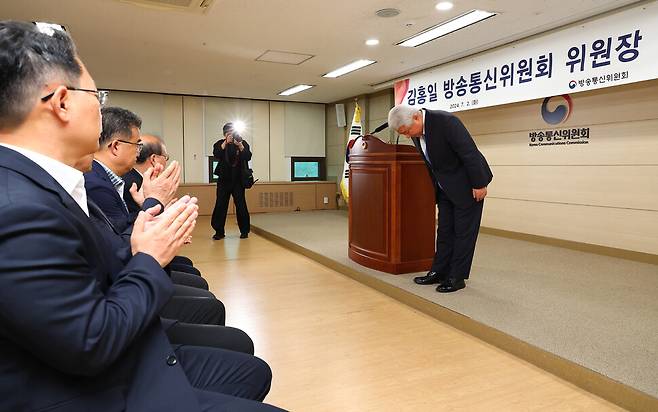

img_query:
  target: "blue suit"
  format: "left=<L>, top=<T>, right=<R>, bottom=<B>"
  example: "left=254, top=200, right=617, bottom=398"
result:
left=84, top=160, right=161, bottom=233
left=0, top=146, right=200, bottom=411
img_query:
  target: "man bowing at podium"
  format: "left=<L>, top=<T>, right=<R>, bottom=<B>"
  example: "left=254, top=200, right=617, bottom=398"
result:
left=388, top=106, right=493, bottom=293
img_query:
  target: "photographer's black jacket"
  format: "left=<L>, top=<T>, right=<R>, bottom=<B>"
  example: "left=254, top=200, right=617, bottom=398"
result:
left=212, top=139, right=252, bottom=185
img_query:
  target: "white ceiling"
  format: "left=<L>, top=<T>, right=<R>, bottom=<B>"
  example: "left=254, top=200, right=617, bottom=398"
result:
left=0, top=0, right=643, bottom=103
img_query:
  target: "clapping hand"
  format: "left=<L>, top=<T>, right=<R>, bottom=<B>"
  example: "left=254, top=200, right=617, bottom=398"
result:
left=130, top=195, right=199, bottom=267
left=141, top=161, right=181, bottom=207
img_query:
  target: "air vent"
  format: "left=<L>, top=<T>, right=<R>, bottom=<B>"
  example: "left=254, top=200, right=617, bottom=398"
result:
left=259, top=192, right=294, bottom=208
left=256, top=50, right=314, bottom=65
left=375, top=8, right=400, bottom=18
left=117, top=0, right=216, bottom=14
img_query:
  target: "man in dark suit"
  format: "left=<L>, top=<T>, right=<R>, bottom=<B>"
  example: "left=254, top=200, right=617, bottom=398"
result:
left=0, top=20, right=283, bottom=412
left=389, top=106, right=493, bottom=293
left=121, top=134, right=200, bottom=276
left=74, top=154, right=255, bottom=355
left=87, top=110, right=205, bottom=288
left=211, top=122, right=252, bottom=239
left=85, top=107, right=180, bottom=234
left=123, top=134, right=170, bottom=218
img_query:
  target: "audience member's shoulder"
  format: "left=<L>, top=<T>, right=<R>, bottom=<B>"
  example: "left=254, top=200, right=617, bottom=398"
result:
left=0, top=165, right=61, bottom=209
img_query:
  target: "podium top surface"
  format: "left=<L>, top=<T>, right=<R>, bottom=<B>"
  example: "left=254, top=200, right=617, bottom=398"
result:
left=348, top=135, right=420, bottom=162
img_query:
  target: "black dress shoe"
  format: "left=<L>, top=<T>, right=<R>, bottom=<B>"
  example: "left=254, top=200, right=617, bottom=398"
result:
left=414, top=271, right=446, bottom=285
left=436, top=278, right=466, bottom=293
left=212, top=233, right=225, bottom=240
left=239, top=233, right=249, bottom=239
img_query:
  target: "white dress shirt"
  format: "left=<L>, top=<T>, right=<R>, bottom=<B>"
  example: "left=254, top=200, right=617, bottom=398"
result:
left=419, top=110, right=432, bottom=167
left=0, top=143, right=89, bottom=216
left=418, top=110, right=444, bottom=189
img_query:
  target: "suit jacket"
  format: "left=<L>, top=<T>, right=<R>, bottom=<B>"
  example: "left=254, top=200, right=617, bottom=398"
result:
left=87, top=199, right=177, bottom=332
left=420, top=109, right=493, bottom=208
left=85, top=161, right=160, bottom=233
left=0, top=146, right=200, bottom=411
left=212, top=139, right=252, bottom=186
left=122, top=167, right=143, bottom=217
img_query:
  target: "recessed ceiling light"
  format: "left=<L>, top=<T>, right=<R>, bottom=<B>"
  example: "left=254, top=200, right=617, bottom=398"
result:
left=436, top=1, right=454, bottom=11
left=365, top=39, right=380, bottom=46
left=323, top=59, right=377, bottom=78
left=397, top=9, right=496, bottom=48
left=278, top=84, right=314, bottom=96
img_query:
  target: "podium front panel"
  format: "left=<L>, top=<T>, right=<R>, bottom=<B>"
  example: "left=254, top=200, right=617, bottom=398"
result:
left=349, top=165, right=390, bottom=261
left=348, top=135, right=435, bottom=274
left=400, top=162, right=436, bottom=262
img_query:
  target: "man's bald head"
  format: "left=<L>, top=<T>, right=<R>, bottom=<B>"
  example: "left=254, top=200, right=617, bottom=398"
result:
left=135, top=134, right=168, bottom=172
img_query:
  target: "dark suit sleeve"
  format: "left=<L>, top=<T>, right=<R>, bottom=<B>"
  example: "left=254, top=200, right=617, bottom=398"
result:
left=239, top=141, right=252, bottom=162
left=122, top=171, right=142, bottom=216
left=142, top=197, right=163, bottom=215
left=86, top=182, right=130, bottom=232
left=0, top=202, right=173, bottom=376
left=213, top=139, right=225, bottom=159
left=444, top=115, right=490, bottom=189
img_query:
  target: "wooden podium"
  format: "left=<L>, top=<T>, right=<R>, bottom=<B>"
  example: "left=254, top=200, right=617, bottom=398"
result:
left=348, top=135, right=436, bottom=274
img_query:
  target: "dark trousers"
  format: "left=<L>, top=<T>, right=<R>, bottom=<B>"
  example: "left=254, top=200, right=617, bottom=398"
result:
left=166, top=322, right=254, bottom=354
left=212, top=181, right=250, bottom=236
left=431, top=187, right=484, bottom=280
left=171, top=263, right=203, bottom=277
left=160, top=296, right=226, bottom=326
left=172, top=270, right=209, bottom=289
left=174, top=346, right=285, bottom=411
left=195, top=390, right=286, bottom=412
left=171, top=255, right=194, bottom=266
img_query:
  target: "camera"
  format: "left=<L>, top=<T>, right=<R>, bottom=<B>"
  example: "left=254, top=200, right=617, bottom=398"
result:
left=232, top=132, right=243, bottom=143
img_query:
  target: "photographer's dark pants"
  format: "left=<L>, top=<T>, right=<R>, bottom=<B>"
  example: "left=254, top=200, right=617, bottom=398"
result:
left=212, top=181, right=250, bottom=236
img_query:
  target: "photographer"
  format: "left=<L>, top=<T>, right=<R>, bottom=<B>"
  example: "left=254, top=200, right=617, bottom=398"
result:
left=211, top=122, right=252, bottom=239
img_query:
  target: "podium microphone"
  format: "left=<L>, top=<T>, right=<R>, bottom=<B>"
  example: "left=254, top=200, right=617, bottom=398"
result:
left=372, top=121, right=388, bottom=134
left=371, top=121, right=399, bottom=145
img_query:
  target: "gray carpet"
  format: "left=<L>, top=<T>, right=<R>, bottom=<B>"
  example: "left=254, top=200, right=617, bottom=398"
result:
left=252, top=210, right=658, bottom=398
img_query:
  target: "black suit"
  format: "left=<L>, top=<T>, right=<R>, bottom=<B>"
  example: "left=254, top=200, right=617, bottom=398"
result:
left=121, top=167, right=202, bottom=283
left=211, top=139, right=252, bottom=236
left=122, top=167, right=143, bottom=217
left=0, top=146, right=283, bottom=412
left=414, top=109, right=493, bottom=280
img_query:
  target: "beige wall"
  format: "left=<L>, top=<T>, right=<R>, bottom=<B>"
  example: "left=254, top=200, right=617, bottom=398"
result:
left=457, top=79, right=658, bottom=255
left=177, top=182, right=337, bottom=216
left=325, top=90, right=395, bottom=184
left=106, top=91, right=325, bottom=183
left=325, top=80, right=658, bottom=255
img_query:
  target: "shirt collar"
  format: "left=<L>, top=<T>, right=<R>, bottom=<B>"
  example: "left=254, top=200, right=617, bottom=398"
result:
left=94, top=159, right=124, bottom=190
left=0, top=143, right=89, bottom=216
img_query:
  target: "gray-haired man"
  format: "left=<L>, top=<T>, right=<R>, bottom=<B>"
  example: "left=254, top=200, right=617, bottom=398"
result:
left=389, top=105, right=493, bottom=293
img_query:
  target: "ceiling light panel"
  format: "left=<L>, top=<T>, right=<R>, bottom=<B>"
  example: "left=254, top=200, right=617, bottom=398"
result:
left=397, top=9, right=496, bottom=48
left=323, top=59, right=377, bottom=78
left=278, top=84, right=315, bottom=96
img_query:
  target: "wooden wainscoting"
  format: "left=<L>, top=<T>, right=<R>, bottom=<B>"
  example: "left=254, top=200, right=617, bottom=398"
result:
left=177, top=181, right=338, bottom=216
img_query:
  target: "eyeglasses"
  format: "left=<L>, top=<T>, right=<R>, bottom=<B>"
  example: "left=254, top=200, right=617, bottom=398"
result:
left=155, top=153, right=170, bottom=161
left=116, top=139, right=143, bottom=153
left=41, top=87, right=109, bottom=106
